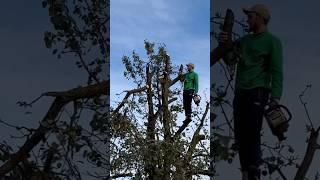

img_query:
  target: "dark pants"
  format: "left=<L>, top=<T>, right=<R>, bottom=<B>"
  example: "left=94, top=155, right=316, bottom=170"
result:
left=233, top=88, right=270, bottom=179
left=183, top=89, right=194, bottom=116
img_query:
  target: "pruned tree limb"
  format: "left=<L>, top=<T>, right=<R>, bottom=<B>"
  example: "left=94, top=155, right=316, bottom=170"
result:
left=0, top=81, right=108, bottom=176
left=111, top=173, right=133, bottom=179
left=145, top=64, right=157, bottom=178
left=169, top=64, right=183, bottom=87
left=191, top=169, right=215, bottom=176
left=294, top=127, right=320, bottom=180
left=185, top=102, right=210, bottom=163
left=111, top=85, right=148, bottom=116
left=173, top=102, right=210, bottom=140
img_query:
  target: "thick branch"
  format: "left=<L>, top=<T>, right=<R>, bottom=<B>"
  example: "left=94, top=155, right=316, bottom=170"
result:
left=191, top=169, right=215, bottom=176
left=294, top=127, right=320, bottom=180
left=145, top=64, right=157, bottom=178
left=111, top=85, right=148, bottom=116
left=162, top=55, right=172, bottom=180
left=0, top=81, right=108, bottom=176
left=111, top=173, right=133, bottom=179
left=169, top=64, right=183, bottom=87
left=146, top=64, right=155, bottom=140
left=185, top=102, right=209, bottom=163
left=173, top=102, right=209, bottom=140
left=44, top=80, right=108, bottom=99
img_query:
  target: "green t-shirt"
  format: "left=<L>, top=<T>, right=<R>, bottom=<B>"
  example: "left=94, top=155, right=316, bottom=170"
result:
left=183, top=71, right=199, bottom=93
left=235, top=31, right=283, bottom=98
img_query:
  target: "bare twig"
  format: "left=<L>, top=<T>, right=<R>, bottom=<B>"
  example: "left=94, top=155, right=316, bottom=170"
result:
left=299, top=84, right=314, bottom=129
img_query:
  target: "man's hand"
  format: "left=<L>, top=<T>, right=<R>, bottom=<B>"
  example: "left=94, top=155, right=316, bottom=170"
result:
left=218, top=31, right=230, bottom=44
left=218, top=31, right=233, bottom=48
left=211, top=31, right=234, bottom=66
left=269, top=97, right=280, bottom=107
left=179, top=74, right=185, bottom=82
left=271, top=97, right=280, bottom=103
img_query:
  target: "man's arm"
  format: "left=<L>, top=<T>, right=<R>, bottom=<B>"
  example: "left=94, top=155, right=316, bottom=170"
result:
left=211, top=47, right=226, bottom=66
left=270, top=38, right=283, bottom=100
left=211, top=32, right=238, bottom=67
left=180, top=73, right=185, bottom=82
left=194, top=73, right=199, bottom=94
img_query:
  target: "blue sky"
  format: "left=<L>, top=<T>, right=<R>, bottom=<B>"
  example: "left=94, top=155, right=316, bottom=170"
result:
left=111, top=0, right=210, bottom=104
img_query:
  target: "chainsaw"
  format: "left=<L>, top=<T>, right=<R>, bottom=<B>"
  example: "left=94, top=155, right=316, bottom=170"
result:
left=193, top=94, right=201, bottom=106
left=264, top=102, right=292, bottom=141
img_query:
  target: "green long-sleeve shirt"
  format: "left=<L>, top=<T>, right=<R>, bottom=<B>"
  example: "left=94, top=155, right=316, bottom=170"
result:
left=235, top=31, right=283, bottom=98
left=183, top=71, right=199, bottom=93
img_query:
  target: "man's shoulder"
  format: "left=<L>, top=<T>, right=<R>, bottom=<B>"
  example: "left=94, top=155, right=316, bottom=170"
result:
left=266, top=32, right=282, bottom=44
left=238, top=34, right=252, bottom=45
left=240, top=32, right=281, bottom=41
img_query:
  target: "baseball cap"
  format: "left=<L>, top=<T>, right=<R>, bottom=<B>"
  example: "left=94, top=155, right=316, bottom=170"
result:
left=243, top=4, right=270, bottom=21
left=186, top=63, right=194, bottom=68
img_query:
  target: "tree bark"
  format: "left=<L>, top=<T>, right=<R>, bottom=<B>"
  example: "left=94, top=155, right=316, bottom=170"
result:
left=161, top=54, right=172, bottom=180
left=145, top=64, right=158, bottom=179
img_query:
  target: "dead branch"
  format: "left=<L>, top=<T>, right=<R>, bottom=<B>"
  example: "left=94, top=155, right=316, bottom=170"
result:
left=0, top=81, right=108, bottom=176
left=111, top=173, right=133, bottom=179
left=185, top=102, right=210, bottom=163
left=294, top=85, right=320, bottom=180
left=294, top=127, right=320, bottom=180
left=111, top=85, right=148, bottom=116
left=173, top=102, right=209, bottom=140
left=169, top=64, right=184, bottom=87
left=191, top=169, right=215, bottom=176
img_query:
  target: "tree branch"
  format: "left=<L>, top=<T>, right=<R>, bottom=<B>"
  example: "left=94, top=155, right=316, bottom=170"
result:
left=173, top=102, right=209, bottom=140
left=111, top=85, right=148, bottom=116
left=169, top=64, right=183, bottom=87
left=294, top=127, right=320, bottom=180
left=110, top=173, right=133, bottom=179
left=185, top=102, right=209, bottom=163
left=0, top=81, right=108, bottom=176
left=191, top=169, right=215, bottom=176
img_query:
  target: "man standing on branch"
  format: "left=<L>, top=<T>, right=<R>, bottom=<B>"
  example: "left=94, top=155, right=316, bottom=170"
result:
left=181, top=63, right=199, bottom=120
left=217, top=4, right=283, bottom=180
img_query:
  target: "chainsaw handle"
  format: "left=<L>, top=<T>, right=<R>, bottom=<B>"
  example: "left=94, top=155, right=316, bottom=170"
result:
left=266, top=104, right=292, bottom=121
left=278, top=105, right=292, bottom=121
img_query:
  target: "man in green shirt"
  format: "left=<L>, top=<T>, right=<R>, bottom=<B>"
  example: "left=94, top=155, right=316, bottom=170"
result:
left=181, top=63, right=199, bottom=119
left=217, top=4, right=283, bottom=180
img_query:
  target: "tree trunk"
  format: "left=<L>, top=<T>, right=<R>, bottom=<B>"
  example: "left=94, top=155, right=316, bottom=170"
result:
left=145, top=64, right=158, bottom=179
left=161, top=54, right=172, bottom=180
